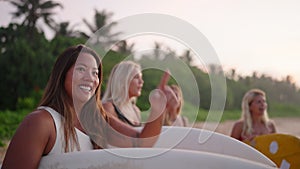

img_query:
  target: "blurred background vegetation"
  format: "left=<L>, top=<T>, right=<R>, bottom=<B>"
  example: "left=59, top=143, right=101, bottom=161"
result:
left=1, top=0, right=300, bottom=146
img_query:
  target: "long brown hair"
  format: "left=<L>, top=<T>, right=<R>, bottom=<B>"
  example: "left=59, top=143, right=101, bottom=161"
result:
left=39, top=44, right=107, bottom=151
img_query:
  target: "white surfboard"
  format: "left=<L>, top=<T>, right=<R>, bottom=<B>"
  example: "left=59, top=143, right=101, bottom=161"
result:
left=151, top=126, right=277, bottom=167
left=39, top=148, right=277, bottom=169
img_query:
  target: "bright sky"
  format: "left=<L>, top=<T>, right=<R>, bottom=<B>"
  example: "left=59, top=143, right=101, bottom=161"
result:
left=1, top=0, right=300, bottom=87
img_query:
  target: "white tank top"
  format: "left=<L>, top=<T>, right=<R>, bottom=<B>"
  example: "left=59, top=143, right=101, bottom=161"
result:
left=38, top=106, right=93, bottom=154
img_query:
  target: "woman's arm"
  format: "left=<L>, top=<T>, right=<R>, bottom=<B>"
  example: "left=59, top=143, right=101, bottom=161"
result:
left=105, top=70, right=170, bottom=148
left=107, top=89, right=166, bottom=148
left=269, top=120, right=277, bottom=133
left=230, top=121, right=243, bottom=141
left=2, top=110, right=54, bottom=169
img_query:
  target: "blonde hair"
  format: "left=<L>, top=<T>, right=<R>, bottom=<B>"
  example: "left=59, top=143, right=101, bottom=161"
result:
left=241, top=89, right=270, bottom=136
left=102, top=61, right=141, bottom=107
left=170, top=85, right=183, bottom=115
left=164, top=85, right=184, bottom=126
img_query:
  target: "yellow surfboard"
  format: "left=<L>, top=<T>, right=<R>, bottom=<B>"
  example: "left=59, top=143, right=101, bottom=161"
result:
left=245, top=133, right=300, bottom=169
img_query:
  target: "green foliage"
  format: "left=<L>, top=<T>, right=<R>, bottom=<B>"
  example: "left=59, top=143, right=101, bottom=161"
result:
left=137, top=68, right=165, bottom=110
left=2, top=4, right=300, bottom=147
left=194, top=109, right=237, bottom=122
left=16, top=97, right=36, bottom=110
left=221, top=110, right=241, bottom=121
left=194, top=104, right=300, bottom=122
left=0, top=110, right=29, bottom=142
left=100, top=49, right=129, bottom=96
left=268, top=102, right=300, bottom=117
left=181, top=101, right=202, bottom=123
left=195, top=108, right=210, bottom=122
left=211, top=68, right=300, bottom=111
left=16, top=90, right=44, bottom=110
left=50, top=35, right=86, bottom=58
left=0, top=23, right=88, bottom=110
left=82, top=9, right=120, bottom=48
left=0, top=24, right=52, bottom=110
left=190, top=66, right=211, bottom=109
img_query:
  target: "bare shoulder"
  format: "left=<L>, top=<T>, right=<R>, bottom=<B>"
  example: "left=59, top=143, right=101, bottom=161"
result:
left=103, top=101, right=117, bottom=117
left=232, top=120, right=243, bottom=128
left=267, top=120, right=277, bottom=133
left=12, top=108, right=56, bottom=147
left=2, top=109, right=55, bottom=168
left=231, top=120, right=244, bottom=138
left=15, top=109, right=55, bottom=141
left=22, top=109, right=54, bottom=127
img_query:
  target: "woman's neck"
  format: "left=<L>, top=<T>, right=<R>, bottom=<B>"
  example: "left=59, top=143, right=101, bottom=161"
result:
left=252, top=115, right=263, bottom=124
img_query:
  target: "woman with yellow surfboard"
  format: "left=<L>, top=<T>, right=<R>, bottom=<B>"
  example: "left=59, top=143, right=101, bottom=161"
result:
left=230, top=89, right=300, bottom=169
left=230, top=88, right=276, bottom=142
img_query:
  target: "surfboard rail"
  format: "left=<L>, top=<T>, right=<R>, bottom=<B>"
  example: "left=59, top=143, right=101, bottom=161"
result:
left=38, top=126, right=280, bottom=169
left=150, top=126, right=277, bottom=167
left=39, top=148, right=278, bottom=169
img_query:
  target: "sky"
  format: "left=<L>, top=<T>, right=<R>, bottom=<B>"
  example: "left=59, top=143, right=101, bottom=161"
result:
left=1, top=0, right=300, bottom=87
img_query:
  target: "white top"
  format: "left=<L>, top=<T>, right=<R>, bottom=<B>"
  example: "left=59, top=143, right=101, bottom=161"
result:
left=38, top=106, right=93, bottom=154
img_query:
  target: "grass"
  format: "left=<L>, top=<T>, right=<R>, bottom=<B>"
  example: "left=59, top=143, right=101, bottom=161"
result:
left=1, top=102, right=300, bottom=147
left=142, top=100, right=300, bottom=124
left=180, top=102, right=241, bottom=122
left=0, top=109, right=29, bottom=147
left=181, top=102, right=300, bottom=123
left=268, top=102, right=300, bottom=117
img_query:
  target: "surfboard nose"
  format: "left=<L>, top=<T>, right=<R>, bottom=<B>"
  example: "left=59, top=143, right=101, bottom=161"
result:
left=244, top=133, right=300, bottom=169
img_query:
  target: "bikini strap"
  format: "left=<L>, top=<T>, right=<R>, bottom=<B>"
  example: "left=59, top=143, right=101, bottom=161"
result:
left=112, top=104, right=141, bottom=127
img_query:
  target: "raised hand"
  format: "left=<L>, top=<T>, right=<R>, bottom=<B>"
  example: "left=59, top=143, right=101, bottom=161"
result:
left=158, top=69, right=170, bottom=90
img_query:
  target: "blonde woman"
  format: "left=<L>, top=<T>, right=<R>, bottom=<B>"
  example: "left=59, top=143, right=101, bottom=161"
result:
left=231, top=89, right=276, bottom=141
left=102, top=61, right=144, bottom=127
left=163, top=84, right=189, bottom=126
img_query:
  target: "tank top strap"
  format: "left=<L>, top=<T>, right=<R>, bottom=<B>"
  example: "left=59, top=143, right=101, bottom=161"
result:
left=112, top=104, right=141, bottom=127
left=37, top=106, right=64, bottom=154
left=37, top=106, right=93, bottom=154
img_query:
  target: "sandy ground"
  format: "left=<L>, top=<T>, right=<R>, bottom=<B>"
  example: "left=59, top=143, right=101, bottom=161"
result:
left=192, top=117, right=300, bottom=138
left=1, top=117, right=299, bottom=164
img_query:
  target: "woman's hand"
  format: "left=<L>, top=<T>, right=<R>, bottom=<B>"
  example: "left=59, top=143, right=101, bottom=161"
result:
left=158, top=69, right=170, bottom=90
left=148, top=89, right=167, bottom=120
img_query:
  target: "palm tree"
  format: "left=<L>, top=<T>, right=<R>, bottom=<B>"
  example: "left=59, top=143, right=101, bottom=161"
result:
left=82, top=9, right=121, bottom=48
left=153, top=42, right=162, bottom=59
left=9, top=0, right=63, bottom=30
left=114, top=40, right=135, bottom=56
left=52, top=21, right=81, bottom=38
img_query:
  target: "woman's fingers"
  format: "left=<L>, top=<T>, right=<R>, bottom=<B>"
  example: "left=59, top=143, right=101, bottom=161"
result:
left=158, top=69, right=170, bottom=90
left=149, top=89, right=167, bottom=118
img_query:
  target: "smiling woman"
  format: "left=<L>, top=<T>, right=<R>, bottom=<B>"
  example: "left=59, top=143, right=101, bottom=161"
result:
left=65, top=52, right=100, bottom=106
left=230, top=89, right=277, bottom=142
left=1, top=44, right=168, bottom=169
